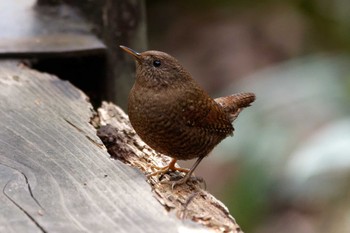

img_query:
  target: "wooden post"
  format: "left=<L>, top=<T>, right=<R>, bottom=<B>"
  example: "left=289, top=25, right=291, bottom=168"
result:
left=48, top=0, right=148, bottom=109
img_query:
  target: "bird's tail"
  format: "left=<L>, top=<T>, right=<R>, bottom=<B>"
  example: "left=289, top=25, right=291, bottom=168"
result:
left=215, top=92, right=256, bottom=122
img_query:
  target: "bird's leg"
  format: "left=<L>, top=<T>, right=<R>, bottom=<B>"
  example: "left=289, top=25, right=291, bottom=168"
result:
left=169, top=156, right=205, bottom=189
left=147, top=158, right=190, bottom=178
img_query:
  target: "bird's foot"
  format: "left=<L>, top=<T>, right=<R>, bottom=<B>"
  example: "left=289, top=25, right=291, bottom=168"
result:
left=147, top=157, right=206, bottom=189
left=147, top=158, right=189, bottom=178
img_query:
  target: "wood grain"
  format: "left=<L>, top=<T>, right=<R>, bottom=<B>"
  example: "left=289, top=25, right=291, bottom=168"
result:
left=0, top=61, right=205, bottom=232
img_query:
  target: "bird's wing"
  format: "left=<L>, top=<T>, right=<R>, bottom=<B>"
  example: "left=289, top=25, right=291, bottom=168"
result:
left=181, top=90, right=234, bottom=135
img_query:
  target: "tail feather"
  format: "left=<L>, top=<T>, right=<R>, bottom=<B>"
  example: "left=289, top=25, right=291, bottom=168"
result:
left=215, top=92, right=255, bottom=122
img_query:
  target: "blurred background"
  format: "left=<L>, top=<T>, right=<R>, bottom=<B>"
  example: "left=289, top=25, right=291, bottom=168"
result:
left=146, top=1, right=350, bottom=232
left=1, top=0, right=349, bottom=232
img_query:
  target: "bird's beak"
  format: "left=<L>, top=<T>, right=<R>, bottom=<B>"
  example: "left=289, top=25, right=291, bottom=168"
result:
left=119, top=45, right=142, bottom=62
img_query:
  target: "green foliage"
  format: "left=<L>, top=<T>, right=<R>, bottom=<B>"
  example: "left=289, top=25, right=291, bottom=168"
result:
left=222, top=160, right=270, bottom=232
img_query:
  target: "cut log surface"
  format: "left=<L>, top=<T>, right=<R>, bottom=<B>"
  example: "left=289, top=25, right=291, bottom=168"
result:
left=0, top=61, right=207, bottom=233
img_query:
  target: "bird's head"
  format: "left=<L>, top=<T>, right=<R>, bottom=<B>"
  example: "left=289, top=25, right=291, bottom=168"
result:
left=120, top=45, right=191, bottom=89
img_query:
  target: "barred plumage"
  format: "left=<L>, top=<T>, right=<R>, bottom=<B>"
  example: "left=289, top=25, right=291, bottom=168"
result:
left=120, top=45, right=255, bottom=186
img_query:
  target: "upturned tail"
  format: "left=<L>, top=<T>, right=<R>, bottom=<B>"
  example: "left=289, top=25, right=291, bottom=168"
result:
left=215, top=92, right=256, bottom=122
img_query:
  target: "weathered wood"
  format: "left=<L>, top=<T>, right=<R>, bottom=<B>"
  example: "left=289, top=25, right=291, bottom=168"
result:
left=0, top=0, right=105, bottom=57
left=0, top=61, right=207, bottom=232
left=97, top=103, right=242, bottom=233
left=0, top=0, right=147, bottom=109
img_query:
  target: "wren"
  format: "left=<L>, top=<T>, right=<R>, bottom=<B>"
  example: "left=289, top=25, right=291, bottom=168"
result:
left=120, top=45, right=255, bottom=187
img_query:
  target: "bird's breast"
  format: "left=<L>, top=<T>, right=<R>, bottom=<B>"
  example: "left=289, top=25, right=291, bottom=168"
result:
left=128, top=86, right=182, bottom=134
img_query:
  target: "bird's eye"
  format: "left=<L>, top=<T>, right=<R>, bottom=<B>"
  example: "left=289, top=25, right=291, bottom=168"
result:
left=153, top=60, right=161, bottom=67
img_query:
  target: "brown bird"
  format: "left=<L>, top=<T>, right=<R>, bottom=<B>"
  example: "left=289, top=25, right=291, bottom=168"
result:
left=120, top=45, right=255, bottom=187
